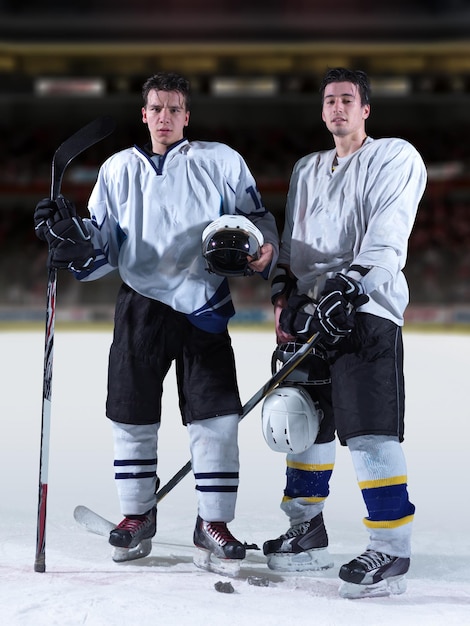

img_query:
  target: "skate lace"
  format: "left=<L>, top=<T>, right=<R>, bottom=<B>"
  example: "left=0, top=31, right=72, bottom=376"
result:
left=355, top=550, right=392, bottom=570
left=204, top=521, right=238, bottom=546
left=283, top=521, right=310, bottom=539
left=115, top=516, right=150, bottom=535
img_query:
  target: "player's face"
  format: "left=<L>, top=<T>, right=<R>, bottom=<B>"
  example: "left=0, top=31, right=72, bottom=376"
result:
left=142, top=89, right=190, bottom=153
left=321, top=81, right=370, bottom=138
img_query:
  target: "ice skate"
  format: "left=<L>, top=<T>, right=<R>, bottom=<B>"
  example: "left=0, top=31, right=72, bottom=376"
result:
left=338, top=549, right=410, bottom=599
left=109, top=507, right=156, bottom=562
left=193, top=516, right=246, bottom=577
left=263, top=513, right=333, bottom=572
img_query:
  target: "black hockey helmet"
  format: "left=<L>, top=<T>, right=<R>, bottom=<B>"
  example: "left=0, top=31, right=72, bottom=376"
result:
left=272, top=342, right=331, bottom=385
left=202, top=215, right=264, bottom=277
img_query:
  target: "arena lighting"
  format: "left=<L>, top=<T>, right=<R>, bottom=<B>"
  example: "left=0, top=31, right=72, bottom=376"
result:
left=211, top=76, right=279, bottom=96
left=34, top=77, right=106, bottom=97
left=369, top=77, right=411, bottom=97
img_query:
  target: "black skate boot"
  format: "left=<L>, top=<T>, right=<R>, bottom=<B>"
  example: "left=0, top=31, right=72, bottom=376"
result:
left=109, top=507, right=156, bottom=562
left=338, top=549, right=410, bottom=599
left=263, top=513, right=333, bottom=572
left=193, top=516, right=246, bottom=577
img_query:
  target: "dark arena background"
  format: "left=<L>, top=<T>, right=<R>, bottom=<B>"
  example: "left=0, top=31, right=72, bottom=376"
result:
left=1, top=1, right=469, bottom=327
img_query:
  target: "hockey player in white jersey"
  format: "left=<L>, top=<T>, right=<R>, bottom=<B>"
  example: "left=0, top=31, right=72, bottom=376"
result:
left=264, top=68, right=426, bottom=598
left=34, top=71, right=278, bottom=576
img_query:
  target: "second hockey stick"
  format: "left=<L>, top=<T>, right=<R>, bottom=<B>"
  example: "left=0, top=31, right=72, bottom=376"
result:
left=34, top=116, right=116, bottom=573
left=155, top=331, right=322, bottom=503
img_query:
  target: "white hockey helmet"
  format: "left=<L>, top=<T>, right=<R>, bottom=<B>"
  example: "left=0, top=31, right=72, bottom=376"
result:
left=202, top=215, right=264, bottom=277
left=271, top=342, right=331, bottom=386
left=261, top=386, right=321, bottom=454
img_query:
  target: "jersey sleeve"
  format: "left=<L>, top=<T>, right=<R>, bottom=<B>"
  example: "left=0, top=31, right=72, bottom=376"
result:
left=72, top=158, right=122, bottom=282
left=352, top=140, right=427, bottom=293
left=225, top=148, right=280, bottom=272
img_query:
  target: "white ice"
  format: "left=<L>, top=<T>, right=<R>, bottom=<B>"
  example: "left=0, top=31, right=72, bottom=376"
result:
left=0, top=328, right=469, bottom=625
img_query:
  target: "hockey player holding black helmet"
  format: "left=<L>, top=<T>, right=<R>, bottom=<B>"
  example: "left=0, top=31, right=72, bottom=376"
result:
left=34, top=71, right=278, bottom=576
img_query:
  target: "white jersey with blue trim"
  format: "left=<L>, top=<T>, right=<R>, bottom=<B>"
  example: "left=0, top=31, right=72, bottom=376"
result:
left=76, top=139, right=279, bottom=332
left=279, top=137, right=427, bottom=325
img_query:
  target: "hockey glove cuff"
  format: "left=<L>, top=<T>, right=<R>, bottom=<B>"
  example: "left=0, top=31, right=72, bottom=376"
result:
left=270, top=265, right=297, bottom=305
left=322, top=273, right=369, bottom=308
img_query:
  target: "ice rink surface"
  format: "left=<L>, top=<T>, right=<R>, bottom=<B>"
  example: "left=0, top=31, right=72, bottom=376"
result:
left=0, top=327, right=469, bottom=625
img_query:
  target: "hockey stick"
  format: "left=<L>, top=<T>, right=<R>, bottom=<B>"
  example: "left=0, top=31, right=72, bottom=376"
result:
left=155, top=332, right=321, bottom=503
left=34, top=116, right=116, bottom=573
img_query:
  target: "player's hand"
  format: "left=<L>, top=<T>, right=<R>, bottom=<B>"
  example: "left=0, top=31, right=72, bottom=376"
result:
left=279, top=294, right=317, bottom=341
left=36, top=195, right=95, bottom=271
left=274, top=295, right=296, bottom=344
left=247, top=243, right=274, bottom=273
left=312, top=274, right=369, bottom=343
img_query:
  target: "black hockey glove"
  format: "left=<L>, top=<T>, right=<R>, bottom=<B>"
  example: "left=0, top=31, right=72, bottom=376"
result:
left=34, top=198, right=56, bottom=242
left=279, top=275, right=369, bottom=344
left=279, top=292, right=349, bottom=344
left=34, top=196, right=95, bottom=271
left=313, top=274, right=369, bottom=343
left=323, top=273, right=369, bottom=308
left=279, top=294, right=317, bottom=340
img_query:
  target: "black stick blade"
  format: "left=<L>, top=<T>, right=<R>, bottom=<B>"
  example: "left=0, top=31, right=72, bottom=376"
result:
left=51, top=115, right=116, bottom=199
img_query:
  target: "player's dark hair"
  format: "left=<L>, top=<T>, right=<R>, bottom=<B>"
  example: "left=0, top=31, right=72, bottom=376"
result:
left=142, top=72, right=191, bottom=110
left=320, top=68, right=370, bottom=106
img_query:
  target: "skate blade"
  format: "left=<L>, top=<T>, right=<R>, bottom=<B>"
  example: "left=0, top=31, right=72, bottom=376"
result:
left=339, top=574, right=407, bottom=599
left=112, top=538, right=153, bottom=563
left=193, top=547, right=241, bottom=578
left=266, top=547, right=334, bottom=572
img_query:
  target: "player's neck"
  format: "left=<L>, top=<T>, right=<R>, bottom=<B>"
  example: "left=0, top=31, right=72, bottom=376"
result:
left=334, top=133, right=368, bottom=158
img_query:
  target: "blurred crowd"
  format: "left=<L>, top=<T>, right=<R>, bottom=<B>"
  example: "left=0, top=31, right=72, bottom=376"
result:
left=1, top=120, right=470, bottom=313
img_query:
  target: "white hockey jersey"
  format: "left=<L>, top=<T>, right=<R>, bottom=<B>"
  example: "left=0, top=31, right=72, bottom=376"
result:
left=75, top=139, right=279, bottom=333
left=280, top=137, right=427, bottom=325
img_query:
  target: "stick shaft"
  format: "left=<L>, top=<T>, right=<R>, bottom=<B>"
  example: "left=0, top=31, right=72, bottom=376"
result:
left=34, top=269, right=56, bottom=572
left=34, top=116, right=116, bottom=572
